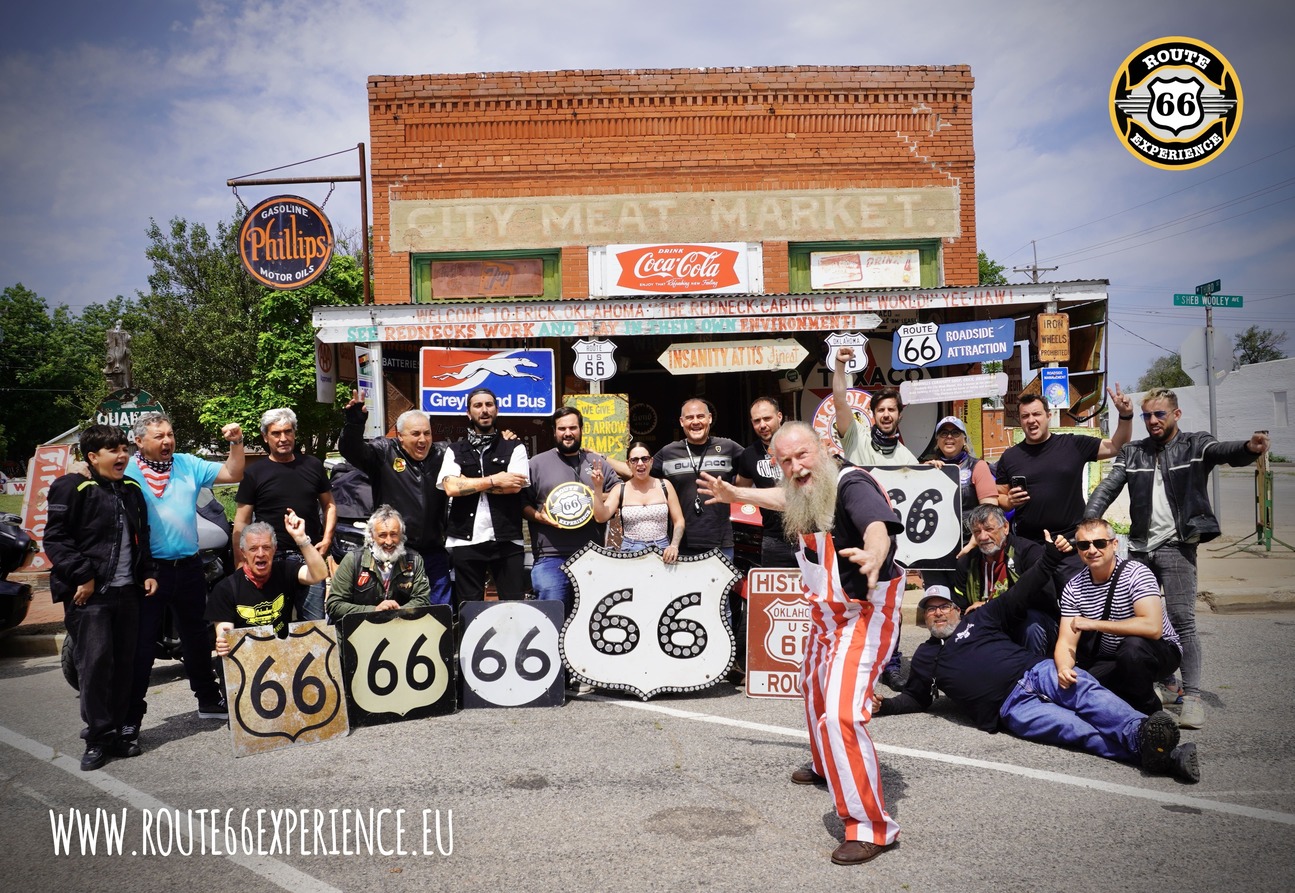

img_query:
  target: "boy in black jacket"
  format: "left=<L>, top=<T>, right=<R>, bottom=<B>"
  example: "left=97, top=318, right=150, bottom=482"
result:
left=45, top=425, right=158, bottom=770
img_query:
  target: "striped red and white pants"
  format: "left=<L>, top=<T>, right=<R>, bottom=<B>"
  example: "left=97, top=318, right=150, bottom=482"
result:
left=797, top=530, right=904, bottom=845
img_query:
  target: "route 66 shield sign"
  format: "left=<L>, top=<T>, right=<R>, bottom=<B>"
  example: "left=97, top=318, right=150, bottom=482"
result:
left=1147, top=76, right=1204, bottom=135
left=223, top=621, right=349, bottom=757
left=561, top=544, right=738, bottom=699
left=572, top=339, right=617, bottom=382
left=895, top=322, right=943, bottom=368
left=824, top=332, right=868, bottom=374
left=339, top=606, right=455, bottom=726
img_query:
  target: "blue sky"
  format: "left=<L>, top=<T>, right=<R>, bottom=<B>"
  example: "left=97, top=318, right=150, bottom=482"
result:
left=1, top=0, right=1291, bottom=392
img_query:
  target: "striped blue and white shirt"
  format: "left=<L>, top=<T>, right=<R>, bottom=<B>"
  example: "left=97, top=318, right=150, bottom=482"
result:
left=1061, top=558, right=1181, bottom=656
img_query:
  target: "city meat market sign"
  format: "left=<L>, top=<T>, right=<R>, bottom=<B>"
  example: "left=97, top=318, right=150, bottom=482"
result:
left=314, top=281, right=1110, bottom=344
left=658, top=339, right=808, bottom=375
left=238, top=195, right=334, bottom=289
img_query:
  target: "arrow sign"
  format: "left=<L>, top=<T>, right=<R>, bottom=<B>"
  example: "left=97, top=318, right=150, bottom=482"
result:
left=658, top=338, right=808, bottom=375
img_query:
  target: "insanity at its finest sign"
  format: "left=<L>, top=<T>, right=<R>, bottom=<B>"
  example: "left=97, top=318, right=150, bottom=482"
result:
left=238, top=195, right=334, bottom=289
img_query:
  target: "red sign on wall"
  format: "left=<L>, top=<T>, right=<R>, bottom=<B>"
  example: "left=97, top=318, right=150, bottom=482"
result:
left=19, top=444, right=72, bottom=571
left=611, top=243, right=742, bottom=294
left=745, top=569, right=811, bottom=699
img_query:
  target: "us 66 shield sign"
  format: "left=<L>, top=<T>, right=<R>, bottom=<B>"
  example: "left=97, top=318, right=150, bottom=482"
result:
left=894, top=323, right=941, bottom=368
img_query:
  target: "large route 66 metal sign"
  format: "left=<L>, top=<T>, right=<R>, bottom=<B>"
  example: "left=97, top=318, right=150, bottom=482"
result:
left=860, top=464, right=962, bottom=570
left=561, top=544, right=738, bottom=699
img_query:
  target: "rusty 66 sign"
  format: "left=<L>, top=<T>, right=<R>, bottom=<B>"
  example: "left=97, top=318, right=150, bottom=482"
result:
left=238, top=194, right=334, bottom=289
left=561, top=545, right=738, bottom=699
left=223, top=621, right=349, bottom=757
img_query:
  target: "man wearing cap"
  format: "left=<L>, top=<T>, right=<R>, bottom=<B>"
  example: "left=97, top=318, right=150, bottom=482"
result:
left=875, top=538, right=1199, bottom=784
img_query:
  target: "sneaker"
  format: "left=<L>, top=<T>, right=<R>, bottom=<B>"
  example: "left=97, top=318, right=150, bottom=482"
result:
left=81, top=745, right=108, bottom=772
left=1137, top=710, right=1181, bottom=774
left=1154, top=681, right=1184, bottom=706
left=197, top=697, right=229, bottom=720
left=1177, top=695, right=1206, bottom=730
left=1169, top=743, right=1201, bottom=783
left=119, top=724, right=140, bottom=743
left=109, top=738, right=142, bottom=758
left=881, top=651, right=905, bottom=689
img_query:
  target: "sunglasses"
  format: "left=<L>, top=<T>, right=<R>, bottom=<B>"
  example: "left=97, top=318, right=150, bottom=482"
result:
left=1074, top=538, right=1111, bottom=551
left=628, top=456, right=651, bottom=464
left=1140, top=410, right=1171, bottom=421
left=937, top=429, right=962, bottom=437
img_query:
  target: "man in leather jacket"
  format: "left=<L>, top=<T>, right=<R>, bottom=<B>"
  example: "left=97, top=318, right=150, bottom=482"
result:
left=1084, top=387, right=1268, bottom=729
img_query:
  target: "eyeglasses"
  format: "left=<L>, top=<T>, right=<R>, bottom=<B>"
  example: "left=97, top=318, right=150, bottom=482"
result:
left=924, top=602, right=957, bottom=615
left=628, top=456, right=651, bottom=464
left=937, top=429, right=962, bottom=437
left=1074, top=538, right=1111, bottom=551
left=1140, top=410, right=1170, bottom=421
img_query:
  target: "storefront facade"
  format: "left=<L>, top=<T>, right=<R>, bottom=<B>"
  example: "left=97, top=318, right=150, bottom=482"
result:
left=315, top=66, right=1108, bottom=454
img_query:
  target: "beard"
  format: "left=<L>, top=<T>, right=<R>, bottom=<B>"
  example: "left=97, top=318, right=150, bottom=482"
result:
left=977, top=539, right=1002, bottom=557
left=928, top=616, right=959, bottom=639
left=780, top=465, right=838, bottom=539
left=369, top=541, right=407, bottom=564
left=558, top=436, right=582, bottom=456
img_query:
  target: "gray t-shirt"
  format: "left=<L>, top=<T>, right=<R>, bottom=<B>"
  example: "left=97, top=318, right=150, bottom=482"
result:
left=525, top=449, right=619, bottom=559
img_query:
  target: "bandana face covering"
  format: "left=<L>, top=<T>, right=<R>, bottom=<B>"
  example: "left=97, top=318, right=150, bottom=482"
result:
left=870, top=425, right=900, bottom=456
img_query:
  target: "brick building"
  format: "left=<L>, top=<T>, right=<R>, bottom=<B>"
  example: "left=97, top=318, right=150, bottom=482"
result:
left=315, top=66, right=1108, bottom=452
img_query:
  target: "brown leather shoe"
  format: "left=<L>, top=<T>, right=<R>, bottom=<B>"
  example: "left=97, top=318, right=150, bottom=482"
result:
left=831, top=839, right=889, bottom=865
left=791, top=767, right=826, bottom=785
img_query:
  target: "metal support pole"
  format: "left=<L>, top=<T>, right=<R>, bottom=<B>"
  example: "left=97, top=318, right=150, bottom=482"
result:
left=1205, top=305, right=1221, bottom=509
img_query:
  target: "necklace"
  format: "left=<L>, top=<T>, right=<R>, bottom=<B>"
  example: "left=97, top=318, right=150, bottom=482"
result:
left=684, top=439, right=706, bottom=515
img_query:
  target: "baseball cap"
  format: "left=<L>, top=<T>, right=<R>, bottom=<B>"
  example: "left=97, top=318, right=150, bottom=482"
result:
left=917, top=585, right=956, bottom=611
left=934, top=416, right=967, bottom=435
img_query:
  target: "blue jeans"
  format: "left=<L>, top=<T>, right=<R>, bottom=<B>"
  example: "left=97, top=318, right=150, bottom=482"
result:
left=999, top=659, right=1146, bottom=762
left=417, top=547, right=454, bottom=608
left=1132, top=544, right=1200, bottom=696
left=531, top=556, right=575, bottom=616
left=620, top=537, right=669, bottom=554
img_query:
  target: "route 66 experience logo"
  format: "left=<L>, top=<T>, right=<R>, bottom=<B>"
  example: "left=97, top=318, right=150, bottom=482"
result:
left=1109, top=36, right=1242, bottom=170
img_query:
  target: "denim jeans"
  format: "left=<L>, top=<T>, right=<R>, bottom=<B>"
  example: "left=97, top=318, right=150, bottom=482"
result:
left=417, top=547, right=454, bottom=608
left=620, top=537, right=669, bottom=554
left=1132, top=544, right=1201, bottom=696
left=999, top=659, right=1146, bottom=762
left=531, top=555, right=575, bottom=616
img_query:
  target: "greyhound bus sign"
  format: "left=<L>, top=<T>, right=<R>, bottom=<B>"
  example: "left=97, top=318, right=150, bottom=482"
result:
left=419, top=347, right=556, bottom=416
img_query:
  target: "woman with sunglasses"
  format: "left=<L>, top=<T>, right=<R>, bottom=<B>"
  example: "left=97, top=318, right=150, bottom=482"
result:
left=922, top=415, right=999, bottom=517
left=592, top=442, right=684, bottom=563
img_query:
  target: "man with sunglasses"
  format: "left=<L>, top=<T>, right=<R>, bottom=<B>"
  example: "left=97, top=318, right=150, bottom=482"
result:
left=1084, top=388, right=1268, bottom=728
left=1055, top=518, right=1181, bottom=717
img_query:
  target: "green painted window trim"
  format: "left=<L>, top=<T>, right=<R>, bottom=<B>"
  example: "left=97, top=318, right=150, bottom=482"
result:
left=410, top=250, right=562, bottom=302
left=787, top=240, right=941, bottom=292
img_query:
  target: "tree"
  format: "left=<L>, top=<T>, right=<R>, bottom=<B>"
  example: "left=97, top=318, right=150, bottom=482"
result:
left=199, top=253, right=364, bottom=457
left=0, top=284, right=138, bottom=462
left=1234, top=325, right=1288, bottom=366
left=978, top=250, right=1008, bottom=286
left=1136, top=353, right=1193, bottom=391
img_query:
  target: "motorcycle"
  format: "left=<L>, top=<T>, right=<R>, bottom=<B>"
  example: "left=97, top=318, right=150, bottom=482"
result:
left=325, top=459, right=373, bottom=561
left=0, top=512, right=35, bottom=634
left=60, top=487, right=231, bottom=691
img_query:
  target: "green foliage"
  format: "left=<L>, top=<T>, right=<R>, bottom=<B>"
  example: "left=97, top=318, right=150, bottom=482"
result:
left=978, top=251, right=1008, bottom=286
left=1234, top=325, right=1288, bottom=366
left=199, top=253, right=364, bottom=457
left=1136, top=353, right=1192, bottom=392
left=0, top=284, right=143, bottom=462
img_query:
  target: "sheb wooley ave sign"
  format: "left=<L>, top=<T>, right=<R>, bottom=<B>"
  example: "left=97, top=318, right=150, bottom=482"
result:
left=238, top=195, right=334, bottom=289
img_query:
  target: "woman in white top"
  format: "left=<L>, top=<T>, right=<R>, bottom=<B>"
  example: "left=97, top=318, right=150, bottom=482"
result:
left=592, top=441, right=685, bottom=563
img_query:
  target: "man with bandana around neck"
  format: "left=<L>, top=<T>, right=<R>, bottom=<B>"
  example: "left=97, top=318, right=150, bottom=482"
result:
left=326, top=505, right=431, bottom=621
left=123, top=412, right=243, bottom=739
left=438, top=388, right=530, bottom=609
left=209, top=510, right=329, bottom=652
left=831, top=346, right=918, bottom=467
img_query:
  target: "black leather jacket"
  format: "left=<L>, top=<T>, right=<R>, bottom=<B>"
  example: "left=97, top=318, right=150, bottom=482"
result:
left=1084, top=430, right=1259, bottom=545
left=44, top=473, right=156, bottom=603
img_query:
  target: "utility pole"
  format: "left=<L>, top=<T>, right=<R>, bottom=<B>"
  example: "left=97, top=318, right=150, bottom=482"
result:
left=1012, top=240, right=1059, bottom=284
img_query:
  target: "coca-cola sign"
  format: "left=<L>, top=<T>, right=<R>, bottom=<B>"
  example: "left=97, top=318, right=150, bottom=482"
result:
left=606, top=242, right=750, bottom=295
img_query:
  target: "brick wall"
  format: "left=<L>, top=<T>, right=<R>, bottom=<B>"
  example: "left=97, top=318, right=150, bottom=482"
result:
left=368, top=66, right=976, bottom=304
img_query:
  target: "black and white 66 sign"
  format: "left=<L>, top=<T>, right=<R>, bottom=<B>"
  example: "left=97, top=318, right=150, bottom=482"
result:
left=895, top=322, right=942, bottom=368
left=223, top=621, right=350, bottom=757
left=572, top=338, right=617, bottom=382
left=561, top=544, right=738, bottom=699
left=459, top=600, right=565, bottom=708
left=860, top=465, right=962, bottom=568
left=339, top=606, right=455, bottom=726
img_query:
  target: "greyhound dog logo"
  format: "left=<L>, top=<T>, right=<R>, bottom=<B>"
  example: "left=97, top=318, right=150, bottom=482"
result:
left=429, top=354, right=544, bottom=389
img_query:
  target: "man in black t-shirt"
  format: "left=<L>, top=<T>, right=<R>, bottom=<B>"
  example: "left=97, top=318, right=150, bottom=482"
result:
left=995, top=390, right=1133, bottom=589
left=651, top=398, right=743, bottom=559
left=735, top=396, right=797, bottom=568
left=234, top=408, right=335, bottom=621
left=208, top=512, right=330, bottom=653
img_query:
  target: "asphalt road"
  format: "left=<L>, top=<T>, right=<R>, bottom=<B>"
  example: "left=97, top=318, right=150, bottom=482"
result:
left=3, top=605, right=1294, bottom=893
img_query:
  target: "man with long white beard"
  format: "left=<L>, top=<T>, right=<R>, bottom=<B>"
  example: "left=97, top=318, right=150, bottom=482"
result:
left=326, top=506, right=432, bottom=621
left=758, top=421, right=906, bottom=865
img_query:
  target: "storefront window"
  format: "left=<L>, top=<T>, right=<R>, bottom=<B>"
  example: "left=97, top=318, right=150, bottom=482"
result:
left=787, top=241, right=940, bottom=292
left=411, top=250, right=561, bottom=302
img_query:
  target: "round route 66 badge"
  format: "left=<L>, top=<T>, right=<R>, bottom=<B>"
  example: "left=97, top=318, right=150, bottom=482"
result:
left=1110, top=36, right=1242, bottom=170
